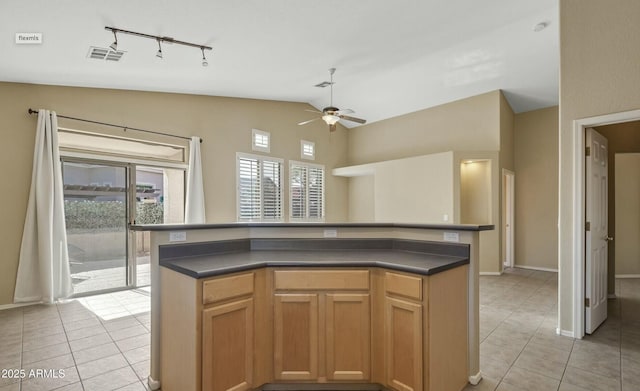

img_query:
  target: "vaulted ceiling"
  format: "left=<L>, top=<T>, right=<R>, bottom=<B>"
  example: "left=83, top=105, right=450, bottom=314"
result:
left=0, top=0, right=558, bottom=126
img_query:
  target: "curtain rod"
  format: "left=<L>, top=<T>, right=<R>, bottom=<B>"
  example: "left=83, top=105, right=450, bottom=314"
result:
left=27, top=108, right=202, bottom=143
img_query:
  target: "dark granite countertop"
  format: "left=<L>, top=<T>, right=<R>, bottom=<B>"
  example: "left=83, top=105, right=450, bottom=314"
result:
left=160, top=249, right=469, bottom=279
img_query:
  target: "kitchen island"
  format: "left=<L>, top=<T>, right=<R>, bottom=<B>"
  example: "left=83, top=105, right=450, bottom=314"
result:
left=131, top=223, right=493, bottom=391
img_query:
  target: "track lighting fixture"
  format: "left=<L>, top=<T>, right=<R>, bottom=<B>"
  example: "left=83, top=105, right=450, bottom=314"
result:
left=109, top=30, right=118, bottom=51
left=201, top=47, right=208, bottom=67
left=105, top=26, right=212, bottom=65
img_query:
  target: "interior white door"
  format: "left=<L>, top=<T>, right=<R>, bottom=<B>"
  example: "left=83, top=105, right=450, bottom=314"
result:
left=585, top=127, right=609, bottom=334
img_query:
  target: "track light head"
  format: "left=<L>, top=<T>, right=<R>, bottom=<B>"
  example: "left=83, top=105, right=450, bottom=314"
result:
left=109, top=30, right=118, bottom=51
left=156, top=39, right=163, bottom=59
left=201, top=47, right=208, bottom=67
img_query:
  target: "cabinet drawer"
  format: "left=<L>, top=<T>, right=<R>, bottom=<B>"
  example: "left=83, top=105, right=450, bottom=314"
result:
left=384, top=271, right=422, bottom=300
left=203, top=272, right=254, bottom=305
left=274, top=270, right=369, bottom=291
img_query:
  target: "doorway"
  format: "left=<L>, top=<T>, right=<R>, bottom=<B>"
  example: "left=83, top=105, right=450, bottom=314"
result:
left=569, top=109, right=640, bottom=338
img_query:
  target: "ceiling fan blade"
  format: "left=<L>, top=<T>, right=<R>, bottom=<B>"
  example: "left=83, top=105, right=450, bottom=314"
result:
left=304, top=109, right=323, bottom=114
left=336, top=109, right=354, bottom=115
left=339, top=115, right=367, bottom=124
left=329, top=123, right=337, bottom=132
left=298, top=117, right=321, bottom=126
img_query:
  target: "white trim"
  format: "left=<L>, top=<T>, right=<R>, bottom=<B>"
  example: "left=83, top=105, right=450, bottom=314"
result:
left=147, top=376, right=161, bottom=391
left=615, top=274, right=640, bottom=279
left=556, top=327, right=575, bottom=338
left=468, top=371, right=482, bottom=386
left=252, top=129, right=270, bottom=153
left=479, top=272, right=502, bottom=276
left=569, top=108, right=640, bottom=340
left=514, top=265, right=558, bottom=273
left=300, top=140, right=315, bottom=160
left=0, top=302, right=41, bottom=311
left=61, top=150, right=188, bottom=170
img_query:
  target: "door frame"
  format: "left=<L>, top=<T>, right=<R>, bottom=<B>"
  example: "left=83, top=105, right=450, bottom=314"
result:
left=570, top=108, right=640, bottom=338
left=502, top=169, right=515, bottom=268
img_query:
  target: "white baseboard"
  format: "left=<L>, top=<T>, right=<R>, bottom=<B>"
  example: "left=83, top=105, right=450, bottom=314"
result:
left=468, top=371, right=483, bottom=385
left=147, top=376, right=161, bottom=391
left=0, top=302, right=40, bottom=311
left=514, top=264, right=559, bottom=273
left=615, top=274, right=640, bottom=279
left=556, top=327, right=574, bottom=338
left=479, top=272, right=502, bottom=276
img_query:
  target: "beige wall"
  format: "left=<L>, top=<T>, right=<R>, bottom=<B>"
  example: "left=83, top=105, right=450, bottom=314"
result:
left=559, top=0, right=640, bottom=333
left=373, top=152, right=455, bottom=223
left=614, top=154, right=640, bottom=276
left=347, top=91, right=507, bottom=274
left=513, top=106, right=559, bottom=270
left=347, top=91, right=502, bottom=165
left=348, top=175, right=375, bottom=222
left=0, top=82, right=350, bottom=305
left=460, top=161, right=491, bottom=224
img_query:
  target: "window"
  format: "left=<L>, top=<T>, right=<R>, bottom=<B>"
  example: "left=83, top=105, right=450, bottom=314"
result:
left=301, top=140, right=315, bottom=160
left=290, top=161, right=325, bottom=220
left=237, top=153, right=283, bottom=221
left=252, top=129, right=270, bottom=153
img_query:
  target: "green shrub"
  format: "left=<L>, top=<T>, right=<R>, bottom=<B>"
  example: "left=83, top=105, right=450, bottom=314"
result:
left=64, top=200, right=164, bottom=230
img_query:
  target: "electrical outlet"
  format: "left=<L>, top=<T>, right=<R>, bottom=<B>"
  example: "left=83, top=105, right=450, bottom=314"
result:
left=443, top=232, right=459, bottom=242
left=324, top=229, right=337, bottom=238
left=169, top=231, right=187, bottom=242
left=443, top=214, right=449, bottom=222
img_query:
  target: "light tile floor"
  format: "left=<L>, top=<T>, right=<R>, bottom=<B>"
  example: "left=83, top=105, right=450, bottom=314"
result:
left=1, top=269, right=639, bottom=391
left=465, top=268, right=640, bottom=391
left=0, top=289, right=151, bottom=391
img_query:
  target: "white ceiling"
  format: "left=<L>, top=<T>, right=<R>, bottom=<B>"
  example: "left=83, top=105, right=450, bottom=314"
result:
left=0, top=0, right=559, bottom=126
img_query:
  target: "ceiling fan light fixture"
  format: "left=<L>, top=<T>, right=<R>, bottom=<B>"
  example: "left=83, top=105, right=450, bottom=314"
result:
left=322, top=114, right=340, bottom=125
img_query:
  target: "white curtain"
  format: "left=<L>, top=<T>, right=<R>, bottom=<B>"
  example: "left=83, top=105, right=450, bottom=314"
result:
left=184, top=136, right=206, bottom=223
left=14, top=110, right=73, bottom=303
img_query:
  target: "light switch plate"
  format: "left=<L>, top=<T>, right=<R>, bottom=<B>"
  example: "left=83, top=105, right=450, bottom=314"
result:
left=169, top=231, right=187, bottom=242
left=443, top=232, right=459, bottom=242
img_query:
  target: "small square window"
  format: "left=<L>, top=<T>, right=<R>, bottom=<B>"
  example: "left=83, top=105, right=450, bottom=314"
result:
left=301, top=140, right=315, bottom=160
left=252, top=129, right=270, bottom=153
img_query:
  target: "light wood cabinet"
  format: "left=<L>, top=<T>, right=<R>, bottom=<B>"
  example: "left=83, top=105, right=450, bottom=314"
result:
left=272, top=269, right=371, bottom=383
left=273, top=293, right=319, bottom=381
left=202, top=298, right=254, bottom=391
left=384, top=296, right=423, bottom=391
left=161, top=265, right=468, bottom=391
left=326, top=293, right=371, bottom=381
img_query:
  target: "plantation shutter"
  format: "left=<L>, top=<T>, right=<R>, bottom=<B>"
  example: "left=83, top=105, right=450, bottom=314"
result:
left=289, top=162, right=324, bottom=220
left=308, top=166, right=324, bottom=219
left=262, top=159, right=282, bottom=219
left=237, top=154, right=283, bottom=221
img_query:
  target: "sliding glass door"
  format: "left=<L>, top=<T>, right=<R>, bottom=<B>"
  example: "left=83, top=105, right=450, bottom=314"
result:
left=63, top=161, right=129, bottom=294
left=63, top=160, right=186, bottom=295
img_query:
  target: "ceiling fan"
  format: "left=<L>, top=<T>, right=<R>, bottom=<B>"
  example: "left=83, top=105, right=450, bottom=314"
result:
left=298, top=68, right=366, bottom=132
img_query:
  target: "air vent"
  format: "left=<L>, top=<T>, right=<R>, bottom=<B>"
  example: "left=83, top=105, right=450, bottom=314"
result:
left=314, top=81, right=334, bottom=88
left=87, top=46, right=125, bottom=62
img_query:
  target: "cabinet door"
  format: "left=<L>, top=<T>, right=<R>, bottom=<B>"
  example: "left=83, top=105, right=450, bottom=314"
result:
left=202, top=298, right=254, bottom=391
left=273, top=293, right=319, bottom=380
left=385, top=297, right=423, bottom=391
left=326, top=293, right=371, bottom=381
